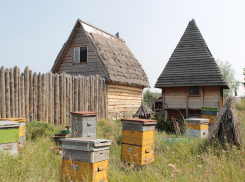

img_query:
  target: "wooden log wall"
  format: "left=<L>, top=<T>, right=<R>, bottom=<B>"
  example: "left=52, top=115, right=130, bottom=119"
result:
left=0, top=66, right=107, bottom=125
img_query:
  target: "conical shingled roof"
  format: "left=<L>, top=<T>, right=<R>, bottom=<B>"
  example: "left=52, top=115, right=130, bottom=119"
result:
left=155, top=19, right=228, bottom=88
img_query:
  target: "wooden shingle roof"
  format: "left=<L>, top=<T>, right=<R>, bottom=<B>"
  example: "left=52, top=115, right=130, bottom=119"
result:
left=52, top=19, right=150, bottom=88
left=155, top=19, right=228, bottom=88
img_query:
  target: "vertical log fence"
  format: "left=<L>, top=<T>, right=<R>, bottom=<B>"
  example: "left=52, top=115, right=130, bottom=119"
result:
left=0, top=66, right=107, bottom=125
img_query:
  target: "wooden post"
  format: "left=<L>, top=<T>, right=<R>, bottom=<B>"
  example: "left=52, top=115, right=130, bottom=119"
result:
left=0, top=67, right=5, bottom=118
left=48, top=71, right=52, bottom=124
left=186, top=87, right=189, bottom=118
left=54, top=74, right=59, bottom=125
left=105, top=82, right=108, bottom=119
left=63, top=73, right=66, bottom=125
left=42, top=74, right=45, bottom=122
left=66, top=76, right=69, bottom=125
left=38, top=73, right=42, bottom=121
left=79, top=76, right=82, bottom=111
left=74, top=77, right=78, bottom=111
left=24, top=67, right=29, bottom=121
left=10, top=68, right=14, bottom=118
left=20, top=75, right=25, bottom=118
left=5, top=68, right=10, bottom=118
left=60, top=73, right=63, bottom=125
left=14, top=66, right=18, bottom=118
left=52, top=74, right=55, bottom=125
left=33, top=72, right=37, bottom=121
left=69, top=76, right=72, bottom=122
left=18, top=68, right=21, bottom=118
left=91, top=76, right=94, bottom=112
left=29, top=70, right=33, bottom=122
left=162, top=88, right=165, bottom=116
left=200, top=86, right=204, bottom=107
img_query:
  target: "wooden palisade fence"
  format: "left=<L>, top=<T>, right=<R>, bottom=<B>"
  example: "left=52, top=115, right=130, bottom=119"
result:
left=0, top=66, right=107, bottom=125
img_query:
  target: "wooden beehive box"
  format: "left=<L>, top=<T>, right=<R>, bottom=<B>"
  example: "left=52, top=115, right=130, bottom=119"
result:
left=70, top=111, right=97, bottom=138
left=60, top=138, right=111, bottom=182
left=0, top=118, right=26, bottom=147
left=121, top=119, right=157, bottom=165
left=0, top=121, right=20, bottom=155
left=201, top=107, right=219, bottom=124
left=184, top=118, right=209, bottom=138
left=121, top=119, right=157, bottom=146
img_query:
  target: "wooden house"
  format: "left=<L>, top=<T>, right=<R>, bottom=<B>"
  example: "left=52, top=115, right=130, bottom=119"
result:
left=51, top=19, right=149, bottom=118
left=154, top=19, right=229, bottom=120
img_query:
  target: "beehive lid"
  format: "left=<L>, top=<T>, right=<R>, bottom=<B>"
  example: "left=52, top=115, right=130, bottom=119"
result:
left=61, top=138, right=111, bottom=147
left=0, top=118, right=27, bottom=122
left=121, top=118, right=157, bottom=125
left=0, top=121, right=21, bottom=128
left=70, top=111, right=97, bottom=116
left=184, top=118, right=209, bottom=124
left=201, top=107, right=219, bottom=112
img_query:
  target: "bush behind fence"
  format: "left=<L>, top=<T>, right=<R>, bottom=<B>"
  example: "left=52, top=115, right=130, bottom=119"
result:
left=0, top=66, right=107, bottom=125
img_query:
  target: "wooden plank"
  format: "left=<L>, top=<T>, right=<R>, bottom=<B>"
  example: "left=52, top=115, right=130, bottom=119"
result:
left=79, top=76, right=83, bottom=111
left=54, top=74, right=59, bottom=125
left=38, top=73, right=42, bottom=121
left=74, top=77, right=78, bottom=112
left=18, top=68, right=21, bottom=118
left=42, top=74, right=46, bottom=122
left=5, top=68, right=10, bottom=118
left=24, top=67, right=29, bottom=121
left=52, top=74, right=55, bottom=125
left=20, top=75, right=25, bottom=118
left=0, top=67, right=5, bottom=118
left=29, top=70, right=33, bottom=122
left=66, top=75, right=70, bottom=125
left=69, top=76, right=72, bottom=122
left=14, top=66, right=18, bottom=118
left=105, top=81, right=108, bottom=119
left=186, top=87, right=188, bottom=118
left=90, top=76, right=94, bottom=112
left=63, top=73, right=66, bottom=125
left=60, top=73, right=64, bottom=125
left=10, top=68, right=14, bottom=118
left=48, top=71, right=52, bottom=124
left=33, top=72, right=37, bottom=121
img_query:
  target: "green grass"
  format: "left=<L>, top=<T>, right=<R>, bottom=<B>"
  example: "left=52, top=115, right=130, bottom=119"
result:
left=1, top=101, right=245, bottom=181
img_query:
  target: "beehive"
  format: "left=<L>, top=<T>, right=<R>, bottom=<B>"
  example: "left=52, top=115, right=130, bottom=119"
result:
left=70, top=111, right=97, bottom=138
left=121, top=118, right=157, bottom=165
left=0, top=118, right=26, bottom=147
left=0, top=121, right=20, bottom=155
left=201, top=107, right=219, bottom=124
left=184, top=118, right=209, bottom=138
left=60, top=138, right=111, bottom=182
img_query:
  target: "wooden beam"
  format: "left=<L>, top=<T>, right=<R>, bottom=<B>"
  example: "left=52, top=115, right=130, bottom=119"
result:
left=162, top=88, right=165, bottom=116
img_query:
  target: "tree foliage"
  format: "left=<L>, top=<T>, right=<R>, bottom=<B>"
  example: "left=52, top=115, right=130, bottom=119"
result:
left=143, top=89, right=159, bottom=107
left=216, top=59, right=240, bottom=99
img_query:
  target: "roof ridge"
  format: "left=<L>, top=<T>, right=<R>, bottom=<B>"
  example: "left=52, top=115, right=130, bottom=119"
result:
left=79, top=18, right=125, bottom=42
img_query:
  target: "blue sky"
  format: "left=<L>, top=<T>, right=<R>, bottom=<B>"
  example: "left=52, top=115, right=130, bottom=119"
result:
left=0, top=1, right=245, bottom=95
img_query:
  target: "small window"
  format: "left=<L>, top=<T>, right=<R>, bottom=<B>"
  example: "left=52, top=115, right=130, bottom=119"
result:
left=74, top=47, right=87, bottom=63
left=189, top=86, right=199, bottom=95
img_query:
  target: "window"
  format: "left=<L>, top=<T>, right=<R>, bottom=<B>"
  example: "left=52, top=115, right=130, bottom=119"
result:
left=74, top=47, right=87, bottom=63
left=189, top=86, right=199, bottom=95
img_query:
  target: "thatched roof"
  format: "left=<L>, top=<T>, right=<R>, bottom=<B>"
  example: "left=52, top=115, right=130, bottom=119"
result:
left=209, top=97, right=243, bottom=146
left=133, top=105, right=154, bottom=118
left=155, top=19, right=229, bottom=88
left=51, top=19, right=149, bottom=88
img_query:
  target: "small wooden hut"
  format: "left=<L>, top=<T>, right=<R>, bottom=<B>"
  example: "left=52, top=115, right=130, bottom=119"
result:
left=133, top=105, right=154, bottom=119
left=155, top=19, right=229, bottom=120
left=51, top=19, right=149, bottom=118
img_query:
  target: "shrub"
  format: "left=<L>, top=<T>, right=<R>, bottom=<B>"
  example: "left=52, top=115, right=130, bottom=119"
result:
left=153, top=114, right=175, bottom=133
left=26, top=121, right=54, bottom=140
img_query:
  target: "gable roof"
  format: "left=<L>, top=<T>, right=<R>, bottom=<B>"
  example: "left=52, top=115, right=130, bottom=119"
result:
left=52, top=19, right=150, bottom=88
left=155, top=19, right=228, bottom=88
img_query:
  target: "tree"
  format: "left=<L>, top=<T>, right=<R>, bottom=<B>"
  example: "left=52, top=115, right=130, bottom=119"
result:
left=143, top=89, right=159, bottom=107
left=216, top=59, right=240, bottom=99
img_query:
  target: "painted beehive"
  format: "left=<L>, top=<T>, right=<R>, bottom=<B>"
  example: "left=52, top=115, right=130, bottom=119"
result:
left=60, top=138, right=111, bottom=182
left=0, top=118, right=26, bottom=147
left=184, top=118, right=209, bottom=138
left=121, top=119, right=157, bottom=165
left=70, top=111, right=97, bottom=138
left=0, top=121, right=20, bottom=155
left=201, top=107, right=219, bottom=124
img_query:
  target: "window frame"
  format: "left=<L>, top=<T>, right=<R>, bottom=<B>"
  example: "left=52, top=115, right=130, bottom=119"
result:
left=74, top=46, right=88, bottom=63
left=189, top=86, right=200, bottom=96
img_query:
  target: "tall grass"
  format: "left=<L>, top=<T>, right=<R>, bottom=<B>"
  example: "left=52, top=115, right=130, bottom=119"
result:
left=1, top=101, right=245, bottom=181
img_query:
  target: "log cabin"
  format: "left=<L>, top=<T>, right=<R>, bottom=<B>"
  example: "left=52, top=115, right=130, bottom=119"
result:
left=51, top=19, right=149, bottom=118
left=154, top=19, right=229, bottom=120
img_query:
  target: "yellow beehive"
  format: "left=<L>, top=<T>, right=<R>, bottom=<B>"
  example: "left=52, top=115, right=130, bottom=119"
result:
left=121, top=144, right=155, bottom=165
left=121, top=130, right=155, bottom=146
left=0, top=118, right=26, bottom=147
left=61, top=159, right=108, bottom=182
left=202, top=115, right=217, bottom=124
left=121, top=118, right=157, bottom=165
left=185, top=123, right=209, bottom=130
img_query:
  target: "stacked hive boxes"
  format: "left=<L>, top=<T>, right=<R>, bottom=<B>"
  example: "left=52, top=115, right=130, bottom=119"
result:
left=201, top=107, right=219, bottom=125
left=60, top=138, right=111, bottom=182
left=184, top=118, right=209, bottom=138
left=0, top=118, right=26, bottom=147
left=0, top=121, right=20, bottom=155
left=121, top=119, right=157, bottom=165
left=70, top=111, right=97, bottom=138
